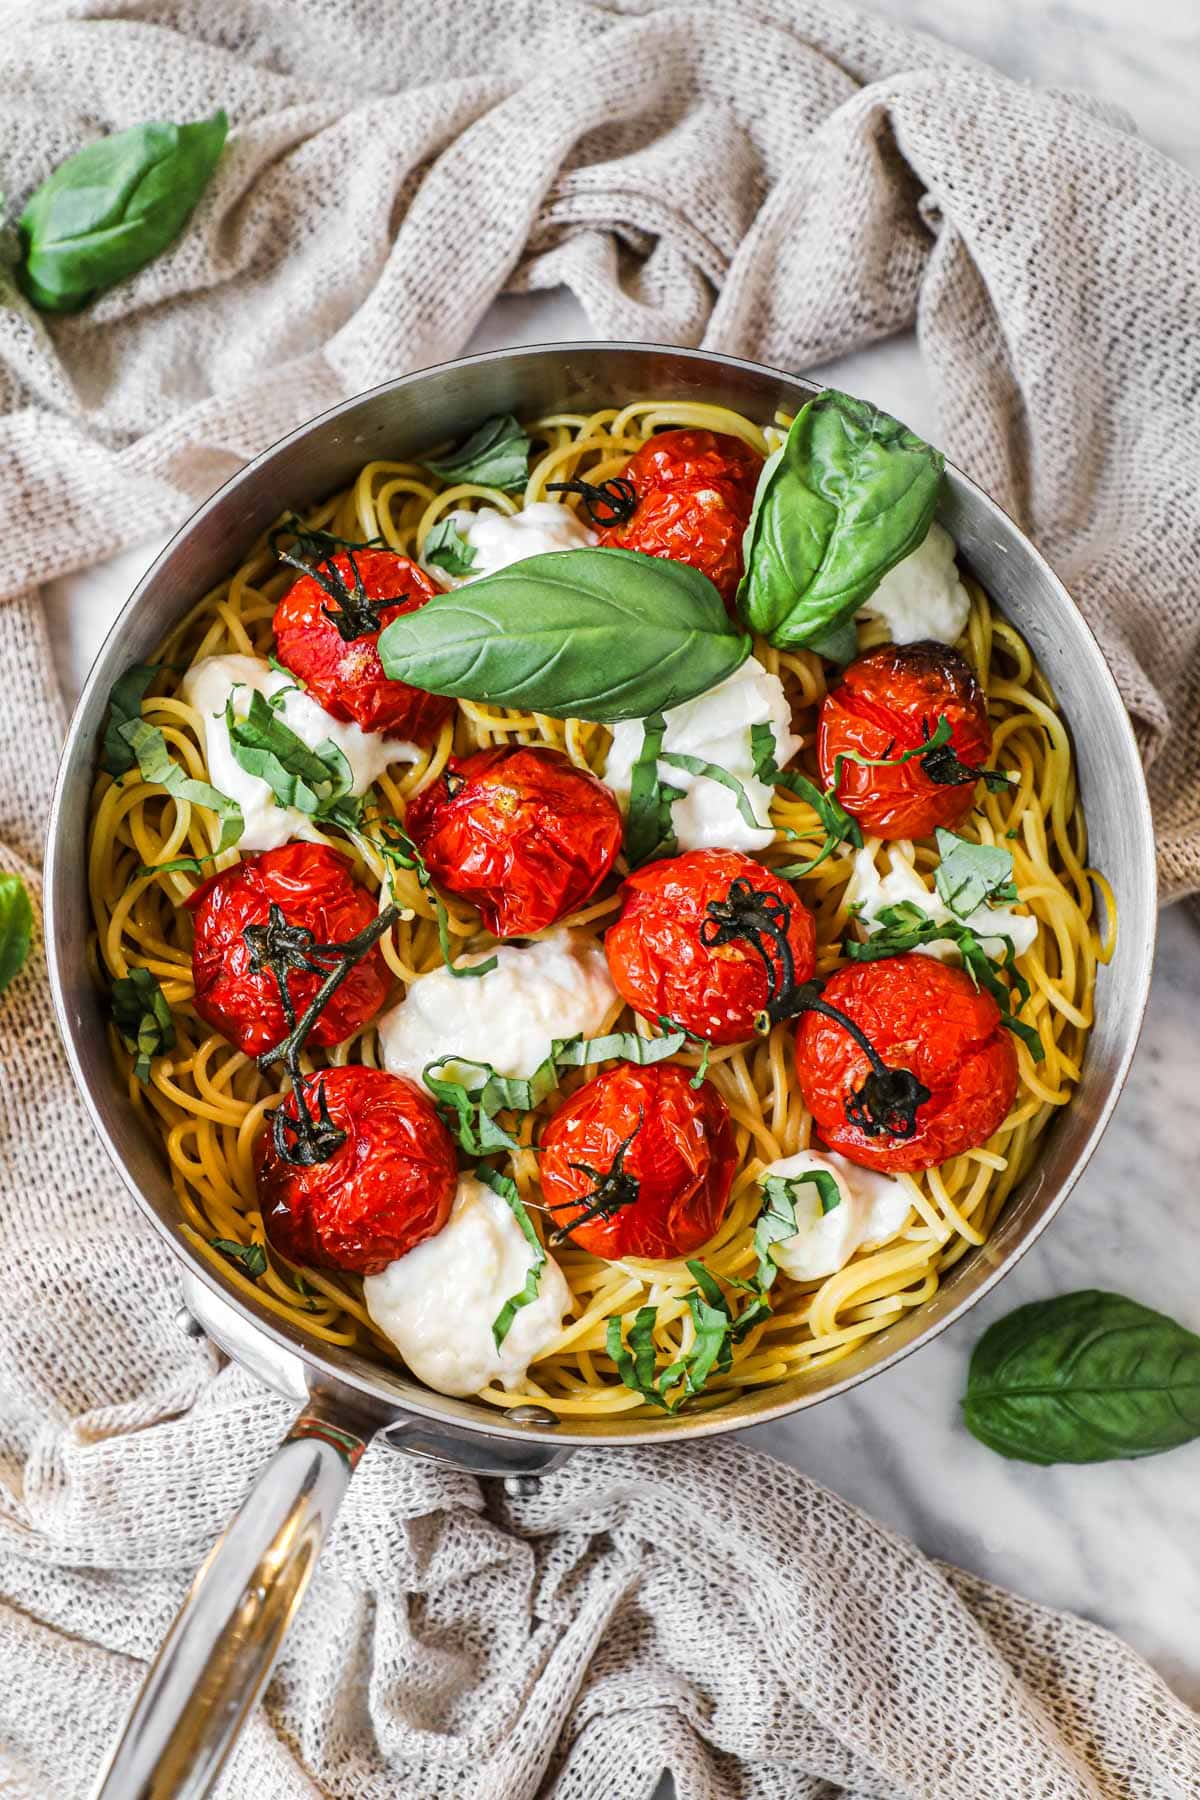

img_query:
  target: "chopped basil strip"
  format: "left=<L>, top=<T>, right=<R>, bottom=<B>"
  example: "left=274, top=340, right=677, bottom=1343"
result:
left=225, top=688, right=355, bottom=820
left=110, top=966, right=175, bottom=1083
left=622, top=712, right=682, bottom=868
left=933, top=828, right=1019, bottom=917
left=102, top=664, right=159, bottom=776
left=477, top=1164, right=546, bottom=1349
left=845, top=900, right=1044, bottom=1060
left=210, top=1238, right=267, bottom=1280
left=658, top=751, right=768, bottom=834
left=136, top=852, right=220, bottom=878
left=425, top=1027, right=688, bottom=1157
left=0, top=872, right=33, bottom=996
left=423, top=516, right=478, bottom=577
left=118, top=717, right=244, bottom=851
left=606, top=1259, right=749, bottom=1411
left=656, top=1015, right=712, bottom=1088
left=423, top=414, right=532, bottom=491
left=267, top=652, right=305, bottom=687
left=835, top=716, right=1013, bottom=794
left=365, top=818, right=497, bottom=980
left=751, top=721, right=862, bottom=878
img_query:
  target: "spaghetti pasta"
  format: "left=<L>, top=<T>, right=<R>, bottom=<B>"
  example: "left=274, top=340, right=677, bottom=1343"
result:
left=87, top=399, right=1109, bottom=1418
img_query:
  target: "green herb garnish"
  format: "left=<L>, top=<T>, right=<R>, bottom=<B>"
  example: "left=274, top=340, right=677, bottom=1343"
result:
left=210, top=1239, right=267, bottom=1280
left=933, top=828, right=1019, bottom=916
left=422, top=516, right=478, bottom=578
left=423, top=414, right=532, bottom=491
left=750, top=721, right=862, bottom=879
left=110, top=966, right=175, bottom=1083
left=477, top=1164, right=546, bottom=1349
left=118, top=717, right=244, bottom=851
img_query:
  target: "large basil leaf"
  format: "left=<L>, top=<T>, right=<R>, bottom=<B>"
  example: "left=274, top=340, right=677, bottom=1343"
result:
left=378, top=546, right=751, bottom=723
left=0, top=873, right=33, bottom=996
left=19, top=111, right=228, bottom=313
left=963, top=1290, right=1200, bottom=1465
left=737, top=389, right=944, bottom=649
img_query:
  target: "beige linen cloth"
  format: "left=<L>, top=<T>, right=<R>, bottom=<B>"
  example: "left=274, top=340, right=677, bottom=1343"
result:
left=2, top=3, right=1199, bottom=1796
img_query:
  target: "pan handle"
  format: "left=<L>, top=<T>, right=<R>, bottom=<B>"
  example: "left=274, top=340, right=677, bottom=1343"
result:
left=92, top=1400, right=368, bottom=1800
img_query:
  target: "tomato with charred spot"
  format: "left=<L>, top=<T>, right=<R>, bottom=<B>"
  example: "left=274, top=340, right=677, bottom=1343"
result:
left=817, top=640, right=994, bottom=840
left=597, top=428, right=763, bottom=608
left=255, top=1067, right=457, bottom=1274
left=272, top=546, right=455, bottom=742
left=795, top=955, right=1018, bottom=1174
left=605, top=848, right=817, bottom=1045
left=405, top=744, right=624, bottom=938
left=539, top=1061, right=737, bottom=1260
left=187, top=842, right=389, bottom=1058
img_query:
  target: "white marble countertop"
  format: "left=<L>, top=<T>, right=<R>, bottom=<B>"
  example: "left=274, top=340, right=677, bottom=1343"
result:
left=40, top=0, right=1200, bottom=1717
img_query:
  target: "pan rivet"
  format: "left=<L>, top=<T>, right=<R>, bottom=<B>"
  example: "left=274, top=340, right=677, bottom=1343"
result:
left=176, top=1306, right=206, bottom=1340
left=503, top=1404, right=559, bottom=1428
left=504, top=1474, right=542, bottom=1497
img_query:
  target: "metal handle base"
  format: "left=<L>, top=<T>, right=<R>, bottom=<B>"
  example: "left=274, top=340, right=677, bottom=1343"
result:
left=93, top=1403, right=365, bottom=1800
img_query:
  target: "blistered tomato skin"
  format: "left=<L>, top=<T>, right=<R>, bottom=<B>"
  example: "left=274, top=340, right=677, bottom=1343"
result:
left=405, top=744, right=624, bottom=938
left=539, top=1061, right=737, bottom=1260
left=794, top=955, right=1018, bottom=1174
left=255, top=1067, right=457, bottom=1274
left=597, top=429, right=763, bottom=608
left=272, top=547, right=455, bottom=742
left=818, top=641, right=993, bottom=840
left=605, top=849, right=817, bottom=1045
left=187, top=842, right=390, bottom=1058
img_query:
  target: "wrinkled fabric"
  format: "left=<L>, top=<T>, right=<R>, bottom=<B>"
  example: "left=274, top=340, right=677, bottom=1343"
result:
left=2, top=2, right=1199, bottom=1796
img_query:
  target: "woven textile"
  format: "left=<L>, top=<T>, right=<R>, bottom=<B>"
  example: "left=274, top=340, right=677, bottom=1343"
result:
left=2, top=3, right=1198, bottom=1795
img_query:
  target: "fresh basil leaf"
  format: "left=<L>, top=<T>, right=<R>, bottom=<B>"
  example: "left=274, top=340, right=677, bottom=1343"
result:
left=963, top=1290, right=1200, bottom=1465
left=845, top=901, right=1044, bottom=1061
left=806, top=617, right=860, bottom=665
left=225, top=689, right=352, bottom=818
left=751, top=721, right=861, bottom=878
left=0, top=873, right=33, bottom=996
left=476, top=1164, right=547, bottom=1349
left=423, top=414, right=531, bottom=491
left=607, top=1261, right=751, bottom=1410
left=19, top=110, right=227, bottom=313
left=363, top=817, right=497, bottom=980
left=101, top=664, right=159, bottom=776
left=934, top=828, right=1019, bottom=917
left=623, top=713, right=681, bottom=868
left=378, top=547, right=752, bottom=724
left=659, top=751, right=767, bottom=834
left=737, top=389, right=944, bottom=650
left=753, top=1170, right=839, bottom=1282
left=136, top=853, right=220, bottom=878
left=119, top=718, right=243, bottom=851
left=423, top=515, right=478, bottom=577
left=210, top=1238, right=267, bottom=1280
left=267, top=652, right=304, bottom=686
left=110, top=966, right=175, bottom=1083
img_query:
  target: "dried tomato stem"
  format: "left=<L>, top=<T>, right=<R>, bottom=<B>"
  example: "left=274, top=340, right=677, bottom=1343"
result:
left=700, top=877, right=798, bottom=1024
left=545, top=475, right=638, bottom=526
left=269, top=514, right=390, bottom=642
left=791, top=979, right=931, bottom=1141
left=547, top=1114, right=642, bottom=1244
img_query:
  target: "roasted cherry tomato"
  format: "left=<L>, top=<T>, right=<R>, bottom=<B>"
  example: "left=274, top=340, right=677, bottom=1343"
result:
left=255, top=1067, right=457, bottom=1274
left=405, top=744, right=623, bottom=938
left=273, top=546, right=455, bottom=742
left=539, top=1061, right=737, bottom=1260
left=605, top=848, right=817, bottom=1045
left=794, top=956, right=1018, bottom=1174
left=187, top=842, right=389, bottom=1058
left=597, top=428, right=763, bottom=607
left=817, top=641, right=993, bottom=840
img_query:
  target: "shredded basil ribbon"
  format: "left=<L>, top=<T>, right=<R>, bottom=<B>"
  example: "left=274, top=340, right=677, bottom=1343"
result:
left=425, top=1027, right=689, bottom=1158
left=118, top=717, right=244, bottom=851
left=476, top=1164, right=546, bottom=1349
left=422, top=414, right=532, bottom=491
left=101, top=664, right=159, bottom=776
left=658, top=751, right=768, bottom=834
left=358, top=818, right=497, bottom=981
left=225, top=688, right=361, bottom=828
left=110, top=966, right=175, bottom=1084
left=750, top=721, right=862, bottom=878
left=834, top=715, right=1013, bottom=795
left=210, top=1238, right=267, bottom=1280
left=933, top=828, right=1019, bottom=917
left=422, top=516, right=478, bottom=577
left=622, top=713, right=682, bottom=868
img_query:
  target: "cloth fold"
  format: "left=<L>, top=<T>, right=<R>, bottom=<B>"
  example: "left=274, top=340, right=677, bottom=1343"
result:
left=2, top=2, right=1199, bottom=1795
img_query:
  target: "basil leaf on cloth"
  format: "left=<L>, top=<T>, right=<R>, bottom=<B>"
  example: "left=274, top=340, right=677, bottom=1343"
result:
left=934, top=828, right=1020, bottom=916
left=0, top=872, right=33, bottom=996
left=210, top=1239, right=267, bottom=1280
left=476, top=1164, right=546, bottom=1349
left=225, top=688, right=351, bottom=818
left=18, top=110, right=227, bottom=312
left=109, top=966, right=175, bottom=1084
left=378, top=546, right=752, bottom=722
left=422, top=515, right=478, bottom=577
left=737, top=389, right=944, bottom=649
left=963, top=1290, right=1200, bottom=1465
left=100, top=664, right=159, bottom=777
left=422, top=414, right=531, bottom=491
left=118, top=717, right=244, bottom=851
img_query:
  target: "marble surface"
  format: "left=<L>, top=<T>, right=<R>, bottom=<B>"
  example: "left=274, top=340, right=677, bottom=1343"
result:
left=40, top=0, right=1200, bottom=1719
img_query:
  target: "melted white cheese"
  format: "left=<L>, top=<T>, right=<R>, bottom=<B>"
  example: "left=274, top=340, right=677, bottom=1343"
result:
left=857, top=522, right=970, bottom=645
left=363, top=1174, right=570, bottom=1396
left=425, top=501, right=596, bottom=587
left=180, top=654, right=418, bottom=853
left=762, top=1148, right=913, bottom=1282
left=846, top=841, right=1039, bottom=961
left=603, top=657, right=800, bottom=854
left=376, top=930, right=617, bottom=1088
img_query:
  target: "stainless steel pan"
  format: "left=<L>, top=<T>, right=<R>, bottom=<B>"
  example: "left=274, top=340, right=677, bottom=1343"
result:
left=43, top=344, right=1157, bottom=1798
